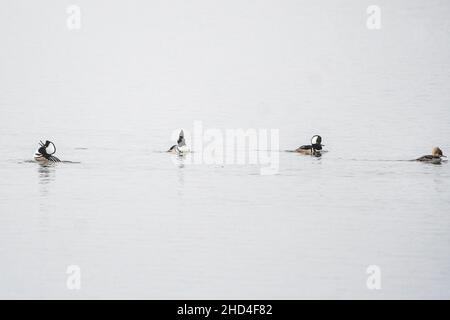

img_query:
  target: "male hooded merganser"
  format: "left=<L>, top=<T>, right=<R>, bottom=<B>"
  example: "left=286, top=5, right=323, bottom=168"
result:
left=34, top=140, right=61, bottom=163
left=416, top=147, right=446, bottom=164
left=167, top=130, right=190, bottom=154
left=295, top=135, right=324, bottom=157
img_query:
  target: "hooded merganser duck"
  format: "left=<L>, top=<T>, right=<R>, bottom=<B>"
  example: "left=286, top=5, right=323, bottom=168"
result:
left=416, top=147, right=446, bottom=164
left=295, top=135, right=324, bottom=157
left=167, top=130, right=190, bottom=154
left=34, top=140, right=61, bottom=163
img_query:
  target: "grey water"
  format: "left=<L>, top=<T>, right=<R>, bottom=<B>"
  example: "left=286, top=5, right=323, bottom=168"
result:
left=1, top=0, right=450, bottom=299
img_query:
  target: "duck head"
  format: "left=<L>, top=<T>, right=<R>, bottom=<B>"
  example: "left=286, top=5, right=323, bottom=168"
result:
left=311, top=135, right=324, bottom=151
left=432, top=147, right=445, bottom=157
left=38, top=140, right=57, bottom=156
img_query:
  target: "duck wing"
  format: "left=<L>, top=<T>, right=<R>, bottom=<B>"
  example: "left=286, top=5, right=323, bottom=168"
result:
left=177, top=130, right=186, bottom=147
left=296, top=145, right=312, bottom=151
left=48, top=155, right=61, bottom=162
left=416, top=155, right=433, bottom=161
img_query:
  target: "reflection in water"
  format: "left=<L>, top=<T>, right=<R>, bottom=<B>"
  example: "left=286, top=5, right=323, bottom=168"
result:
left=171, top=154, right=186, bottom=197
left=36, top=163, right=57, bottom=235
left=37, top=163, right=56, bottom=199
left=38, top=164, right=56, bottom=184
left=177, top=156, right=185, bottom=197
left=167, top=152, right=191, bottom=170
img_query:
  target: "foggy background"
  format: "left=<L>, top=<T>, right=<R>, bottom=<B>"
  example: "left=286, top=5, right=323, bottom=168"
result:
left=0, top=0, right=449, bottom=299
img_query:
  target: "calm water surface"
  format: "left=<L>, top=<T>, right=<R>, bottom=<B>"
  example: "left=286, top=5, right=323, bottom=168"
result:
left=0, top=0, right=449, bottom=298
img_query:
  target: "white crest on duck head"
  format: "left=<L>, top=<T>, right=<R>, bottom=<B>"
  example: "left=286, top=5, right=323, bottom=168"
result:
left=311, top=135, right=322, bottom=145
left=39, top=140, right=57, bottom=155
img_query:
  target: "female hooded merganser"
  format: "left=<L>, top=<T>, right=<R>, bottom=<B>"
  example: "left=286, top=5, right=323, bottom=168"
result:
left=167, top=130, right=190, bottom=154
left=34, top=140, right=61, bottom=163
left=416, top=147, right=446, bottom=164
left=295, top=135, right=324, bottom=157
